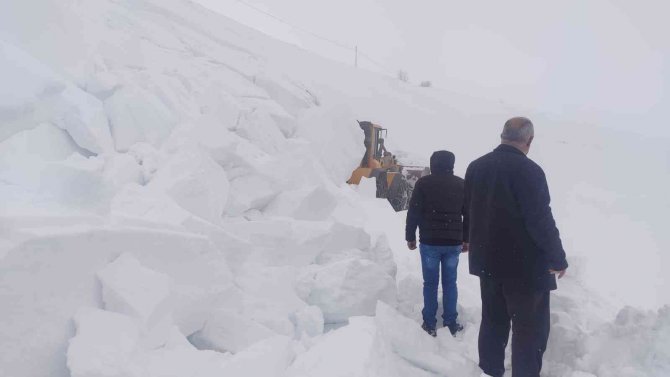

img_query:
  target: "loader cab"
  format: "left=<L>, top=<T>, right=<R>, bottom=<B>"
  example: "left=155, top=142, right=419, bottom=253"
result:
left=374, top=128, right=388, bottom=161
left=358, top=121, right=387, bottom=169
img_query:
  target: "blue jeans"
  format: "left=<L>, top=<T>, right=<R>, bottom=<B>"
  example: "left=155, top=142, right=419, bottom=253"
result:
left=420, top=244, right=461, bottom=328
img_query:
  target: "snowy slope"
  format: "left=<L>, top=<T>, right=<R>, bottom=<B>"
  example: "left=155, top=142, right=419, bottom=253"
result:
left=0, top=1, right=668, bottom=377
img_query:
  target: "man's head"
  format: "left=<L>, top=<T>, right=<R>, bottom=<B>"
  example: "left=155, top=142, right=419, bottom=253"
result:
left=430, top=150, right=455, bottom=174
left=501, top=117, right=534, bottom=155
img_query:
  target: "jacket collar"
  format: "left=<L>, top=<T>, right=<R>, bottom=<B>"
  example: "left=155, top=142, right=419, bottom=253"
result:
left=432, top=170, right=454, bottom=176
left=494, top=144, right=526, bottom=157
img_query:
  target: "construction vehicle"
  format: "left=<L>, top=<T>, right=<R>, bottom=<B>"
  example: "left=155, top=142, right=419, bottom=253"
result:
left=347, top=121, right=429, bottom=211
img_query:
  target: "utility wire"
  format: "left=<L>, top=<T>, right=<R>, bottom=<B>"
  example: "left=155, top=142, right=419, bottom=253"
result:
left=357, top=50, right=395, bottom=75
left=234, top=0, right=397, bottom=76
left=235, top=0, right=353, bottom=51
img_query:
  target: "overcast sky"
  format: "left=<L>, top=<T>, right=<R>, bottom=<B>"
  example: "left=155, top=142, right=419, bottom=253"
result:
left=195, top=0, right=669, bottom=136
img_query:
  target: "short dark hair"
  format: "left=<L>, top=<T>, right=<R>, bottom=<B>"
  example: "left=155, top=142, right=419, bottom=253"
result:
left=501, top=117, right=534, bottom=143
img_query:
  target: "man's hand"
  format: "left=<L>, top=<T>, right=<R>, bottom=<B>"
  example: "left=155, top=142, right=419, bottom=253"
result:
left=549, top=269, right=567, bottom=279
left=461, top=242, right=469, bottom=253
left=407, top=241, right=417, bottom=250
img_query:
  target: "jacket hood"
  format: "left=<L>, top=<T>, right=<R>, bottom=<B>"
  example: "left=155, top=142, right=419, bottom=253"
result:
left=430, top=150, right=455, bottom=174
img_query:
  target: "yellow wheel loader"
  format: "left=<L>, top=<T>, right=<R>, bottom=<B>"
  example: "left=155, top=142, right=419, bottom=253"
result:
left=347, top=121, right=429, bottom=211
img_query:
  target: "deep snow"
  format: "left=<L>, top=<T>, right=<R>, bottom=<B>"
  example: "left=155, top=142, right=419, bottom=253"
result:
left=0, top=0, right=668, bottom=376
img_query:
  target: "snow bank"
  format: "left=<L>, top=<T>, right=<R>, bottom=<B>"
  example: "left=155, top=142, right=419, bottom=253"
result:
left=0, top=227, right=233, bottom=377
left=1, top=0, right=668, bottom=376
left=552, top=306, right=670, bottom=377
left=298, top=258, right=397, bottom=323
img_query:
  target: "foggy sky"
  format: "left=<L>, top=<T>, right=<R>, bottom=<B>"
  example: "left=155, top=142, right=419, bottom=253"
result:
left=196, top=0, right=669, bottom=136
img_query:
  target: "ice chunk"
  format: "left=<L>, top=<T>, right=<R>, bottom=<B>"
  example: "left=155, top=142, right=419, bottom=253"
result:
left=188, top=309, right=277, bottom=353
left=103, top=153, right=143, bottom=188
left=38, top=154, right=113, bottom=211
left=149, top=147, right=229, bottom=224
left=264, top=186, right=338, bottom=221
left=320, top=222, right=372, bottom=255
left=298, top=258, right=397, bottom=323
left=97, top=253, right=171, bottom=326
left=367, top=302, right=478, bottom=377
left=222, top=219, right=331, bottom=267
left=367, top=235, right=398, bottom=278
left=315, top=224, right=397, bottom=278
left=235, top=108, right=287, bottom=154
left=67, top=307, right=140, bottom=377
left=0, top=41, right=113, bottom=154
left=291, top=305, right=325, bottom=338
left=104, top=85, right=178, bottom=152
left=0, top=124, right=82, bottom=190
left=0, top=123, right=79, bottom=163
left=126, top=142, right=165, bottom=184
left=54, top=84, right=114, bottom=154
left=67, top=308, right=232, bottom=377
left=218, top=335, right=294, bottom=377
left=225, top=173, right=279, bottom=216
left=286, top=316, right=375, bottom=377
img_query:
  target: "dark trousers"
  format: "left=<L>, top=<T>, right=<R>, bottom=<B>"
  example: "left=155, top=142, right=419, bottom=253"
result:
left=478, top=277, right=550, bottom=377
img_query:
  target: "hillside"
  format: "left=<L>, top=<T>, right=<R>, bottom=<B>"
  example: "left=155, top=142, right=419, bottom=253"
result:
left=0, top=0, right=668, bottom=376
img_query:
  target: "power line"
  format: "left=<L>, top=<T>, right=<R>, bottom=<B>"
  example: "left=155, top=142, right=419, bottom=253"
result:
left=233, top=0, right=397, bottom=76
left=234, top=0, right=353, bottom=51
left=357, top=50, right=395, bottom=75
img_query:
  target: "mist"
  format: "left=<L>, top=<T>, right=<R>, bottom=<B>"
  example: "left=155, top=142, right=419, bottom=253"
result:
left=197, top=0, right=670, bottom=137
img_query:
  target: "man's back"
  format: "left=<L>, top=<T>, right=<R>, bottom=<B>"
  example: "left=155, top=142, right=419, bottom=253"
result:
left=406, top=150, right=465, bottom=246
left=465, top=144, right=567, bottom=291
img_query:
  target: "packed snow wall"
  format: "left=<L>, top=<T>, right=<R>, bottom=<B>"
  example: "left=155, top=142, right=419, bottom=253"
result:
left=1, top=0, right=668, bottom=376
left=0, top=1, right=394, bottom=376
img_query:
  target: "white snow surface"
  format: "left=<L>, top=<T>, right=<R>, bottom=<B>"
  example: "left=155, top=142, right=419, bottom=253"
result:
left=0, top=0, right=668, bottom=377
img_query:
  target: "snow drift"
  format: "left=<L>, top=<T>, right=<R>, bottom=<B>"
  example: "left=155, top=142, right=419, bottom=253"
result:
left=0, top=0, right=667, bottom=376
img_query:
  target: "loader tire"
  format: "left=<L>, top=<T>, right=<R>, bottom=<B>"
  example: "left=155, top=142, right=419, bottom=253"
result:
left=387, top=176, right=410, bottom=211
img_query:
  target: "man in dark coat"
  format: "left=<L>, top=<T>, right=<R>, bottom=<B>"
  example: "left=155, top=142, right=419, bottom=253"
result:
left=464, top=117, right=568, bottom=377
left=406, top=150, right=467, bottom=337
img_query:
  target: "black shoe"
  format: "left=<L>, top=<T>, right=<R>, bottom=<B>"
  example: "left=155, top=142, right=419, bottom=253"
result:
left=421, top=322, right=437, bottom=337
left=445, top=321, right=464, bottom=336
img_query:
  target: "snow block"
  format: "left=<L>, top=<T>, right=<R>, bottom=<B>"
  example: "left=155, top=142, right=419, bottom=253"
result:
left=67, top=307, right=140, bottom=377
left=97, top=253, right=172, bottom=326
left=234, top=108, right=287, bottom=154
left=218, top=335, right=294, bottom=377
left=103, top=153, right=143, bottom=189
left=38, top=154, right=113, bottom=211
left=0, top=41, right=113, bottom=154
left=367, top=302, right=477, bottom=377
left=264, top=186, right=338, bottom=221
left=298, top=258, right=397, bottom=324
left=104, top=85, right=178, bottom=152
left=315, top=225, right=397, bottom=279
left=225, top=173, right=279, bottom=216
left=319, top=222, right=372, bottom=255
left=67, top=308, right=232, bottom=377
left=222, top=219, right=331, bottom=267
left=286, top=316, right=376, bottom=377
left=0, top=124, right=81, bottom=191
left=291, top=305, right=324, bottom=338
left=188, top=309, right=278, bottom=353
left=149, top=147, right=229, bottom=224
